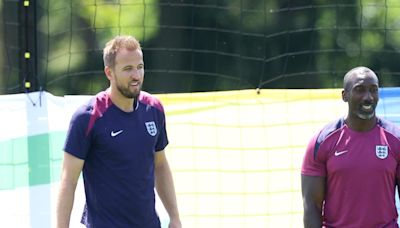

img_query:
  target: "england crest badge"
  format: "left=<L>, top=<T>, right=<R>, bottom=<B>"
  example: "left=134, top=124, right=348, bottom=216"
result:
left=145, top=121, right=157, bottom=136
left=375, top=145, right=388, bottom=159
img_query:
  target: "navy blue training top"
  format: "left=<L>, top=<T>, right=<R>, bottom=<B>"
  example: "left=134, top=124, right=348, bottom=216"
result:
left=64, top=90, right=168, bottom=228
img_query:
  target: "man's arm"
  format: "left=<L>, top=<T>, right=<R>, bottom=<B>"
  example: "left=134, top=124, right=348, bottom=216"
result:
left=56, top=152, right=85, bottom=228
left=301, top=174, right=326, bottom=228
left=154, top=150, right=181, bottom=228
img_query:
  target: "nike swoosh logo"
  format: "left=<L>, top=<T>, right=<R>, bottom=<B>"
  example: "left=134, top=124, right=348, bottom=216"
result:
left=111, top=130, right=123, bottom=137
left=334, top=150, right=348, bottom=156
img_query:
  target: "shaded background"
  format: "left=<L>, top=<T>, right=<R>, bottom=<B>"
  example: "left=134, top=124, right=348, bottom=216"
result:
left=1, top=0, right=400, bottom=95
left=2, top=1, right=400, bottom=227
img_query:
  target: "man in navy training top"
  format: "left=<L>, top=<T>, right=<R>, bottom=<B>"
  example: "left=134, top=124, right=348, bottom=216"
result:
left=56, top=35, right=182, bottom=228
left=302, top=66, right=400, bottom=228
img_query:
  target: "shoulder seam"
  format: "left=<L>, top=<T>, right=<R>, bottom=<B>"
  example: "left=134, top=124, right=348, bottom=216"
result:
left=314, top=118, right=345, bottom=159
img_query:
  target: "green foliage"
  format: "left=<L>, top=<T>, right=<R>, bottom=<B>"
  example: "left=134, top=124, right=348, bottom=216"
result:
left=3, top=0, right=400, bottom=94
left=40, top=0, right=159, bottom=95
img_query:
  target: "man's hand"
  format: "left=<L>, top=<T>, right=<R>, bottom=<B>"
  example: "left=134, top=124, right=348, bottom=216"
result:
left=168, top=218, right=182, bottom=228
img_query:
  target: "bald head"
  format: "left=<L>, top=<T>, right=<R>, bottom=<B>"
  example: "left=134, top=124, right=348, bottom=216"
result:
left=342, top=66, right=379, bottom=123
left=343, top=66, right=379, bottom=91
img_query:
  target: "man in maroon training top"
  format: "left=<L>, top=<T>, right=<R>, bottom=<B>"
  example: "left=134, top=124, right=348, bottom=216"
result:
left=301, top=66, right=400, bottom=228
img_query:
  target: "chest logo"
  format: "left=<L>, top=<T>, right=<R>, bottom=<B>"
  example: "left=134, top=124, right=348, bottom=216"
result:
left=376, top=145, right=388, bottom=159
left=334, top=150, right=348, bottom=156
left=111, top=130, right=123, bottom=137
left=145, top=121, right=157, bottom=136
